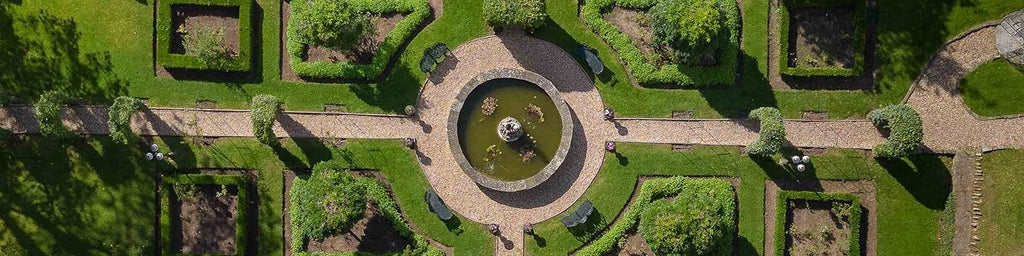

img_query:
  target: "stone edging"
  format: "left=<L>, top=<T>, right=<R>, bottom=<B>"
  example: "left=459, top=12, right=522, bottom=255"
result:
left=446, top=68, right=575, bottom=192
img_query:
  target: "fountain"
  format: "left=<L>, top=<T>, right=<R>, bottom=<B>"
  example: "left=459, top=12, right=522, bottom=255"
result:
left=449, top=69, right=573, bottom=192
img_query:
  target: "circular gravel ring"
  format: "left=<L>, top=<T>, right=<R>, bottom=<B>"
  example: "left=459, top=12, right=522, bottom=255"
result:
left=447, top=68, right=574, bottom=192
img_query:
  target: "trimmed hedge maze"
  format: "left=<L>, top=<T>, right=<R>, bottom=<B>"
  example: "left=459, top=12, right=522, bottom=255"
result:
left=286, top=0, right=430, bottom=80
left=160, top=174, right=250, bottom=256
left=157, top=0, right=254, bottom=72
left=777, top=0, right=867, bottom=77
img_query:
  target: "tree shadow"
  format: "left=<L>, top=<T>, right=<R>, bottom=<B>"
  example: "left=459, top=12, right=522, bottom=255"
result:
left=0, top=3, right=127, bottom=104
left=700, top=53, right=779, bottom=118
left=877, top=155, right=953, bottom=210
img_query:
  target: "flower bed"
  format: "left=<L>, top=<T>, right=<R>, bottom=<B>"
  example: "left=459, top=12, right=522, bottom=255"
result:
left=773, top=190, right=862, bottom=256
left=157, top=0, right=253, bottom=72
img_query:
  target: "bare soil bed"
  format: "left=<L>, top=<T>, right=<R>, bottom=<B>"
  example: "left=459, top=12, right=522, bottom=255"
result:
left=169, top=4, right=241, bottom=55
left=171, top=184, right=239, bottom=254
left=785, top=199, right=852, bottom=256
left=603, top=7, right=671, bottom=66
left=764, top=180, right=877, bottom=256
left=787, top=7, right=855, bottom=69
left=280, top=0, right=408, bottom=81
left=283, top=170, right=453, bottom=256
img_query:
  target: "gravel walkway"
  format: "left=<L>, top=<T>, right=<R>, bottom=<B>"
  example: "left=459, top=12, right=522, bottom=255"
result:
left=614, top=119, right=885, bottom=149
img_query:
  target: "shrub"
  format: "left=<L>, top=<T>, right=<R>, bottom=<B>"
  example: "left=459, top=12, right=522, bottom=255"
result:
left=774, top=191, right=862, bottom=256
left=580, top=0, right=739, bottom=87
left=639, top=178, right=735, bottom=255
left=287, top=0, right=431, bottom=79
left=250, top=94, right=281, bottom=146
left=290, top=161, right=367, bottom=252
left=289, top=0, right=373, bottom=50
left=35, top=91, right=77, bottom=141
left=576, top=177, right=735, bottom=255
left=868, top=104, right=923, bottom=158
left=482, top=0, right=547, bottom=30
left=157, top=0, right=253, bottom=72
left=746, top=107, right=786, bottom=155
left=183, top=28, right=235, bottom=71
left=650, top=0, right=727, bottom=64
left=108, top=96, right=144, bottom=145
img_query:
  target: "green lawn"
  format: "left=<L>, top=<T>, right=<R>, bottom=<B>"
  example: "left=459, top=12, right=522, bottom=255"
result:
left=525, top=143, right=953, bottom=256
left=0, top=137, right=492, bottom=255
left=978, top=150, right=1024, bottom=255
left=960, top=59, right=1024, bottom=117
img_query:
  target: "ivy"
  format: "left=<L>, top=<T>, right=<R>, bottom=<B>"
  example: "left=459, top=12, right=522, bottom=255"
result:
left=746, top=107, right=786, bottom=155
left=250, top=94, right=282, bottom=146
left=35, top=91, right=78, bottom=141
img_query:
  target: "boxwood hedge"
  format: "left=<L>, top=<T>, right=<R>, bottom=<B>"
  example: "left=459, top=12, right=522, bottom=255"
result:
left=868, top=104, right=923, bottom=158
left=777, top=0, right=866, bottom=77
left=160, top=174, right=249, bottom=256
left=575, top=177, right=735, bottom=255
left=287, top=0, right=430, bottom=80
left=157, top=0, right=253, bottom=72
left=581, top=0, right=739, bottom=87
left=774, top=191, right=862, bottom=256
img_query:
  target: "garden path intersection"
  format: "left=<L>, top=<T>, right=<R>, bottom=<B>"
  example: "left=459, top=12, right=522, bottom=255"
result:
left=2, top=25, right=1024, bottom=256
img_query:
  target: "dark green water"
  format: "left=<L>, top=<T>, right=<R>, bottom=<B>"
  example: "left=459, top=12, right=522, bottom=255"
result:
left=458, top=79, right=563, bottom=181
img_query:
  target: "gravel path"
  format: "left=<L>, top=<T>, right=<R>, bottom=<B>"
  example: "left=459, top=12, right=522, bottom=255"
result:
left=614, top=118, right=885, bottom=149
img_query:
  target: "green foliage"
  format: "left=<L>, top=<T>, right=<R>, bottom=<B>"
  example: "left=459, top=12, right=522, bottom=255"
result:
left=639, top=178, right=735, bottom=256
left=581, top=0, right=739, bottom=87
left=157, top=0, right=252, bottom=72
left=108, top=96, right=143, bottom=145
left=868, top=105, right=923, bottom=158
left=290, top=0, right=373, bottom=50
left=0, top=128, right=12, bottom=143
left=250, top=94, right=282, bottom=146
left=960, top=58, right=1024, bottom=117
left=746, top=107, right=786, bottom=155
left=35, top=90, right=78, bottom=141
left=482, top=0, right=547, bottom=30
left=161, top=174, right=249, bottom=256
left=290, top=161, right=367, bottom=252
left=650, top=0, right=726, bottom=63
left=182, top=28, right=236, bottom=71
left=287, top=0, right=431, bottom=79
left=777, top=0, right=866, bottom=77
left=576, top=177, right=735, bottom=255
left=774, top=191, right=862, bottom=256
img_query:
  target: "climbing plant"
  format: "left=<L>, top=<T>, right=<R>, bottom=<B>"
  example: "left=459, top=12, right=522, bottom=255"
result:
left=35, top=91, right=78, bottom=141
left=868, top=104, right=923, bottom=158
left=250, top=94, right=281, bottom=146
left=108, top=96, right=144, bottom=145
left=746, top=107, right=786, bottom=155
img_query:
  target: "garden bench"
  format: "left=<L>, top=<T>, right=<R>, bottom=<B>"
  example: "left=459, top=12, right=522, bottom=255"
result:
left=419, top=43, right=451, bottom=73
left=561, top=200, right=594, bottom=228
left=425, top=188, right=454, bottom=220
left=575, top=45, right=604, bottom=75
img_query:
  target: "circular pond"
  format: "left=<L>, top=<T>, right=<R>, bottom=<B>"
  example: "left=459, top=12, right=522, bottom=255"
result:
left=448, top=69, right=573, bottom=192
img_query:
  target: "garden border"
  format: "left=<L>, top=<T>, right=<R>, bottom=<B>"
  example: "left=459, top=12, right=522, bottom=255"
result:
left=160, top=174, right=250, bottom=256
left=156, top=0, right=254, bottom=72
left=284, top=0, right=430, bottom=80
left=773, top=190, right=862, bottom=256
left=580, top=0, right=741, bottom=87
left=777, top=0, right=867, bottom=77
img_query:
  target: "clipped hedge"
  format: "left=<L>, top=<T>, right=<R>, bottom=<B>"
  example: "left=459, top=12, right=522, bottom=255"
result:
left=777, top=0, right=866, bottom=77
left=157, top=0, right=253, bottom=72
left=35, top=91, right=78, bottom=141
left=576, top=177, right=736, bottom=255
left=774, top=191, right=862, bottom=256
left=868, top=104, right=923, bottom=158
left=581, top=0, right=739, bottom=87
left=746, top=107, right=786, bottom=156
left=108, top=96, right=143, bottom=145
left=482, top=0, right=547, bottom=30
left=291, top=161, right=443, bottom=256
left=287, top=0, right=431, bottom=80
left=250, top=94, right=281, bottom=146
left=160, top=174, right=249, bottom=256
left=639, top=178, right=735, bottom=255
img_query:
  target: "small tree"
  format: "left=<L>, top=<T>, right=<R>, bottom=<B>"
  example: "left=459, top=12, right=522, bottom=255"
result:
left=868, top=104, right=923, bottom=158
left=250, top=94, right=282, bottom=146
left=746, top=107, right=786, bottom=155
left=183, top=28, right=235, bottom=71
left=108, top=96, right=143, bottom=145
left=289, top=161, right=366, bottom=251
left=650, top=0, right=727, bottom=63
left=289, top=0, right=373, bottom=50
left=639, top=178, right=735, bottom=255
left=35, top=91, right=78, bottom=141
left=483, top=0, right=547, bottom=30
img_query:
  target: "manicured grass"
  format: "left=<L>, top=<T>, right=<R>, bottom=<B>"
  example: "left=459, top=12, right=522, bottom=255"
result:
left=525, top=143, right=952, bottom=256
left=978, top=150, right=1024, bottom=255
left=960, top=59, right=1024, bottom=117
left=0, top=138, right=155, bottom=255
